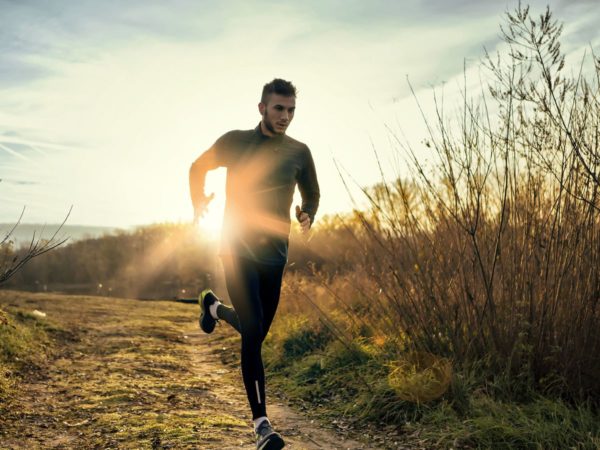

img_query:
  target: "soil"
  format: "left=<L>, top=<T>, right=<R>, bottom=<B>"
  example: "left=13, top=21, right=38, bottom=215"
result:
left=0, top=291, right=381, bottom=450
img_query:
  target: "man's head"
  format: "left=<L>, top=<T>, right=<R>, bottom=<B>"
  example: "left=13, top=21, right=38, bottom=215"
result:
left=259, top=78, right=297, bottom=136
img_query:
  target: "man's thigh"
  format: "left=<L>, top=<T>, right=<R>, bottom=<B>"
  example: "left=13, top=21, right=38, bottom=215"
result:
left=223, top=257, right=263, bottom=332
left=256, top=262, right=285, bottom=336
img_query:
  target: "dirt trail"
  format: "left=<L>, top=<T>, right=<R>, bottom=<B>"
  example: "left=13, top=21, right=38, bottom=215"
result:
left=0, top=291, right=370, bottom=449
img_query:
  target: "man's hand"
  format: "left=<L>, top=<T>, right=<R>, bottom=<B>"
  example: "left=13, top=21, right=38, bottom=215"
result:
left=295, top=205, right=311, bottom=234
left=193, top=193, right=215, bottom=224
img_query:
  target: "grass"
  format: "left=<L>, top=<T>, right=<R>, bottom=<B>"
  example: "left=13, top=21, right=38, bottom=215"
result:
left=0, top=305, right=58, bottom=403
left=264, top=312, right=600, bottom=449
left=0, top=291, right=264, bottom=449
left=415, top=396, right=600, bottom=449
left=93, top=410, right=246, bottom=447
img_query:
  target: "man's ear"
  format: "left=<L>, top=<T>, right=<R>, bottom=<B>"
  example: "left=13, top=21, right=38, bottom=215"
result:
left=258, top=102, right=266, bottom=115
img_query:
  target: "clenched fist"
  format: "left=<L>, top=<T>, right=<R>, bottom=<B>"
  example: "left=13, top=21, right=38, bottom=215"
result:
left=295, top=205, right=311, bottom=234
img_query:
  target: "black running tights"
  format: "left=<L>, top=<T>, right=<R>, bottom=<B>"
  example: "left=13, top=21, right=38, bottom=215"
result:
left=217, top=256, right=285, bottom=420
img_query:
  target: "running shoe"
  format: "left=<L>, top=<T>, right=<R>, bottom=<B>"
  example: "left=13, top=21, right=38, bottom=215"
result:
left=199, top=289, right=218, bottom=334
left=256, top=420, right=285, bottom=450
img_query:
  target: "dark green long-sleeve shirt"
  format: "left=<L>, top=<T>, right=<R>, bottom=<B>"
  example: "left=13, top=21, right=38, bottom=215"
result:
left=190, top=124, right=320, bottom=264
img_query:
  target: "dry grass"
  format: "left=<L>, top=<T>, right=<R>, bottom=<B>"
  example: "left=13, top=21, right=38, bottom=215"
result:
left=281, top=4, right=600, bottom=404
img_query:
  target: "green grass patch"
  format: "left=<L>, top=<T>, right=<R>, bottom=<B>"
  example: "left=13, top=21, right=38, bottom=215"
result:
left=0, top=305, right=59, bottom=402
left=0, top=310, right=49, bottom=363
left=264, top=314, right=600, bottom=449
left=94, top=410, right=246, bottom=446
left=415, top=396, right=600, bottom=449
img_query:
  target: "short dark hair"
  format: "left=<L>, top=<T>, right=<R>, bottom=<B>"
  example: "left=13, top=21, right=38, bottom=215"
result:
left=261, top=78, right=297, bottom=104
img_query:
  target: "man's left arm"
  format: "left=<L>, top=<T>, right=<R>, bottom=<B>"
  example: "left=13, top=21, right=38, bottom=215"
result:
left=296, top=146, right=320, bottom=230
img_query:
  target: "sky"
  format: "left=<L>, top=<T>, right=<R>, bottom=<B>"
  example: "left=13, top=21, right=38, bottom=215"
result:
left=1, top=0, right=599, bottom=230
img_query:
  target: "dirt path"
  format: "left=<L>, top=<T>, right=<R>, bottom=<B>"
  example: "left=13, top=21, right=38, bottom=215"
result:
left=0, top=291, right=370, bottom=449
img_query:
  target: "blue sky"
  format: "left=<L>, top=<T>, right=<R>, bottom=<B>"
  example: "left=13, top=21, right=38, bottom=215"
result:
left=1, top=0, right=599, bottom=228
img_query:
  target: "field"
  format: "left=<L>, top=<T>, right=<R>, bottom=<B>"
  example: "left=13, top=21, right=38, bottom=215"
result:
left=0, top=290, right=371, bottom=449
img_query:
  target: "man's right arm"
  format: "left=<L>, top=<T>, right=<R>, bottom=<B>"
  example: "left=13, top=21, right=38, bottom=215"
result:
left=189, top=148, right=219, bottom=222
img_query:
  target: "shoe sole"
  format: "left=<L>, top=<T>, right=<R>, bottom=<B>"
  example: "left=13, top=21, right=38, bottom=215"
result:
left=199, top=291, right=216, bottom=334
left=257, top=434, right=285, bottom=450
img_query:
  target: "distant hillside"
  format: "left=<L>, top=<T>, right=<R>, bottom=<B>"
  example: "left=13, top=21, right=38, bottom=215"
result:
left=0, top=223, right=121, bottom=246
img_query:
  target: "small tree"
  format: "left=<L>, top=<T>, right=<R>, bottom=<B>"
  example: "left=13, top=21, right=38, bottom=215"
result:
left=0, top=181, right=70, bottom=285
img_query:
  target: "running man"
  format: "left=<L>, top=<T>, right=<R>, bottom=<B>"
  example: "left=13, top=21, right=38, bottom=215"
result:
left=189, top=78, right=320, bottom=449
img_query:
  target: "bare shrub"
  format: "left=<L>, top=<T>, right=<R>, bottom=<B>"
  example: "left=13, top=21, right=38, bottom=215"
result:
left=297, top=5, right=600, bottom=401
left=1, top=204, right=69, bottom=285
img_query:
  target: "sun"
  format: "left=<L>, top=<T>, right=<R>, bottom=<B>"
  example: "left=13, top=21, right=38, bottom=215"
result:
left=195, top=168, right=226, bottom=239
left=196, top=201, right=224, bottom=238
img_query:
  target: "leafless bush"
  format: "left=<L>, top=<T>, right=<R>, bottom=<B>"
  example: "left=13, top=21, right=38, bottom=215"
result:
left=305, top=4, right=599, bottom=401
left=0, top=194, right=70, bottom=285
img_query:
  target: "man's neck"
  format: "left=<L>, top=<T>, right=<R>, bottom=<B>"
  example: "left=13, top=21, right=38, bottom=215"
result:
left=260, top=121, right=287, bottom=138
left=259, top=121, right=274, bottom=137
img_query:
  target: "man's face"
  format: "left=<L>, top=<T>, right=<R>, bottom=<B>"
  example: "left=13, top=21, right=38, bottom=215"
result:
left=259, top=94, right=296, bottom=136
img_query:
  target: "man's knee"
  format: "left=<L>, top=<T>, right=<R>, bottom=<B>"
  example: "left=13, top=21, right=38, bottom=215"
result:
left=241, top=321, right=264, bottom=344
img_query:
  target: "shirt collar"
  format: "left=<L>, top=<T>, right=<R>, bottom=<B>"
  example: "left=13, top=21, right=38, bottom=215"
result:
left=254, top=122, right=284, bottom=142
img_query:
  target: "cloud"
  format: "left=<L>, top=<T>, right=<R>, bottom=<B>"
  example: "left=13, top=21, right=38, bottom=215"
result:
left=0, top=54, right=55, bottom=86
left=0, top=1, right=201, bottom=89
left=0, top=142, right=34, bottom=162
left=1, top=0, right=599, bottom=226
left=0, top=133, right=58, bottom=164
left=0, top=178, right=38, bottom=185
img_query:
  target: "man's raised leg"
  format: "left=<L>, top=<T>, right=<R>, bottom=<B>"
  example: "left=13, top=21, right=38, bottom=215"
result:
left=199, top=289, right=241, bottom=334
